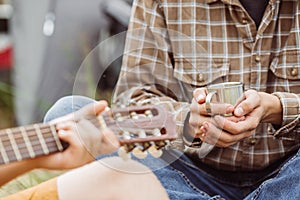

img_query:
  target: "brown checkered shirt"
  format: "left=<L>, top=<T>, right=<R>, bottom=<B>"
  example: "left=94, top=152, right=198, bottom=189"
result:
left=113, top=0, right=300, bottom=171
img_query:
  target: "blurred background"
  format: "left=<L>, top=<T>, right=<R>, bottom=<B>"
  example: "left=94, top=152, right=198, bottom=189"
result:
left=0, top=0, right=133, bottom=129
left=0, top=0, right=133, bottom=196
left=0, top=0, right=13, bottom=128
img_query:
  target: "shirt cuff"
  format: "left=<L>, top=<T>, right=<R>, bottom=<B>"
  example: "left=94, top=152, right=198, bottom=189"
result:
left=272, top=92, right=300, bottom=137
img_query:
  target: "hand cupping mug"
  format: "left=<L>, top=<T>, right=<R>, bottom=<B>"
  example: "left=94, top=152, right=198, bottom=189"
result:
left=205, top=82, right=244, bottom=116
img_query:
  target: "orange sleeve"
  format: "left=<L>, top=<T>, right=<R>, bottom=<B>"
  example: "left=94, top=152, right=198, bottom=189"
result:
left=0, top=178, right=58, bottom=200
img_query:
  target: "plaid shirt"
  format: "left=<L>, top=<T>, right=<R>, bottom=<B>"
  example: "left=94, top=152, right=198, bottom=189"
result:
left=113, top=0, right=300, bottom=171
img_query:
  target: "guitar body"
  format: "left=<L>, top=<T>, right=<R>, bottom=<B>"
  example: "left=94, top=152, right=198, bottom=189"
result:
left=0, top=105, right=176, bottom=164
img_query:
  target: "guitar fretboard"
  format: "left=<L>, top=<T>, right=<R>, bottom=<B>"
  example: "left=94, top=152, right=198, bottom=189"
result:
left=0, top=123, right=64, bottom=165
left=0, top=105, right=177, bottom=164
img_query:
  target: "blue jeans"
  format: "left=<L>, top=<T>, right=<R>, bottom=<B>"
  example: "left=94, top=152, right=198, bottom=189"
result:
left=44, top=95, right=300, bottom=200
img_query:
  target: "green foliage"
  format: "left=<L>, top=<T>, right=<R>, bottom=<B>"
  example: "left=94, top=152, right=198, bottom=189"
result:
left=0, top=81, right=13, bottom=109
left=0, top=81, right=14, bottom=129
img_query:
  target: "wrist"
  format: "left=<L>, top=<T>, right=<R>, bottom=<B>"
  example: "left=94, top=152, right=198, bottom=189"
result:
left=259, top=92, right=283, bottom=124
left=29, top=156, right=47, bottom=169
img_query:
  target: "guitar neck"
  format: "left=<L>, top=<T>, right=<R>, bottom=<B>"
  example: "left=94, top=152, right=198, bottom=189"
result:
left=0, top=123, right=65, bottom=165
left=0, top=105, right=177, bottom=165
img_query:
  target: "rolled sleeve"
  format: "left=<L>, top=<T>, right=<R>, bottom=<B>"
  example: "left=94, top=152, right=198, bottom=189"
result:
left=272, top=92, right=300, bottom=137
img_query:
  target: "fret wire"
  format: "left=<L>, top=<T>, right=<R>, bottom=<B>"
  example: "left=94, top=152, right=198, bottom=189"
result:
left=2, top=135, right=59, bottom=151
left=14, top=143, right=59, bottom=156
left=0, top=123, right=50, bottom=135
left=6, top=129, right=22, bottom=161
left=20, top=127, right=35, bottom=158
left=49, top=125, right=63, bottom=151
left=0, top=125, right=53, bottom=142
left=5, top=140, right=60, bottom=155
left=0, top=131, right=51, bottom=148
left=5, top=139, right=61, bottom=161
left=3, top=136, right=60, bottom=150
left=0, top=137, right=10, bottom=164
left=34, top=124, right=50, bottom=155
left=0, top=123, right=64, bottom=163
left=0, top=125, right=57, bottom=148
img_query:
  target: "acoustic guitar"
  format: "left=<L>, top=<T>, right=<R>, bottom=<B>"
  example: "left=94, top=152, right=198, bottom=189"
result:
left=0, top=105, right=176, bottom=165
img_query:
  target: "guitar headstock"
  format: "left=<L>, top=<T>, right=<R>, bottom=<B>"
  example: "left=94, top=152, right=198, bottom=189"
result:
left=98, top=105, right=176, bottom=160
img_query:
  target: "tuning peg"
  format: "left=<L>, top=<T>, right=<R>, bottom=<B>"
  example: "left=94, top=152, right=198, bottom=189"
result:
left=97, top=115, right=107, bottom=129
left=132, top=145, right=148, bottom=159
left=115, top=112, right=123, bottom=121
left=148, top=145, right=163, bottom=158
left=118, top=146, right=131, bottom=161
left=145, top=110, right=153, bottom=118
left=138, top=130, right=146, bottom=138
left=130, top=111, right=139, bottom=119
left=122, top=131, right=131, bottom=140
left=153, top=128, right=161, bottom=136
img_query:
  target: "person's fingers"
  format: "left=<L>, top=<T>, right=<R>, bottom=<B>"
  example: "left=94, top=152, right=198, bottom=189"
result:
left=190, top=98, right=234, bottom=116
left=234, top=90, right=260, bottom=117
left=214, top=115, right=259, bottom=134
left=202, top=121, right=254, bottom=147
left=56, top=121, right=82, bottom=145
left=208, top=103, right=235, bottom=115
left=72, top=100, right=108, bottom=120
left=100, top=128, right=120, bottom=154
left=49, top=100, right=108, bottom=124
left=58, top=130, right=80, bottom=147
left=193, top=88, right=208, bottom=103
left=200, top=122, right=220, bottom=146
left=56, top=120, right=77, bottom=130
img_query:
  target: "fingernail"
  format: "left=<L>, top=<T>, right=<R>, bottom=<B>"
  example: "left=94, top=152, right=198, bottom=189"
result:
left=214, top=115, right=222, bottom=121
left=56, top=123, right=63, bottom=128
left=58, top=130, right=67, bottom=135
left=235, top=107, right=244, bottom=116
left=226, top=105, right=234, bottom=113
left=196, top=94, right=204, bottom=102
left=202, top=122, right=209, bottom=129
left=56, top=122, right=68, bottom=129
left=200, top=125, right=206, bottom=133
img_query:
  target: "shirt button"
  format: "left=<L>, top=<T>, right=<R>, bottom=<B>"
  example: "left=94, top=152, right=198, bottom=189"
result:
left=291, top=67, right=298, bottom=76
left=248, top=138, right=257, bottom=145
left=267, top=124, right=273, bottom=134
left=242, top=18, right=248, bottom=24
left=255, top=55, right=261, bottom=62
left=198, top=73, right=204, bottom=82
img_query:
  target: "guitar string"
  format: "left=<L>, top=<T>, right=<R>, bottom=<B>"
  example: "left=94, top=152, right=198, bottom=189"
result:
left=0, top=126, right=60, bottom=160
left=1, top=111, right=163, bottom=162
left=2, top=137, right=57, bottom=153
left=2, top=141, right=62, bottom=162
left=3, top=143, right=60, bottom=157
left=0, top=125, right=55, bottom=145
left=0, top=127, right=54, bottom=150
left=0, top=118, right=101, bottom=162
left=1, top=143, right=60, bottom=163
left=0, top=109, right=158, bottom=145
left=0, top=145, right=60, bottom=164
left=0, top=116, right=163, bottom=149
left=3, top=141, right=59, bottom=158
left=3, top=136, right=60, bottom=152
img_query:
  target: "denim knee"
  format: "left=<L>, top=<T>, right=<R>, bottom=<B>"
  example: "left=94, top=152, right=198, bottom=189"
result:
left=43, top=95, right=96, bottom=122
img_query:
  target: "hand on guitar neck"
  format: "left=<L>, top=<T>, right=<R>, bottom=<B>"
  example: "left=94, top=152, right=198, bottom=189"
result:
left=0, top=100, right=118, bottom=186
left=0, top=101, right=176, bottom=186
